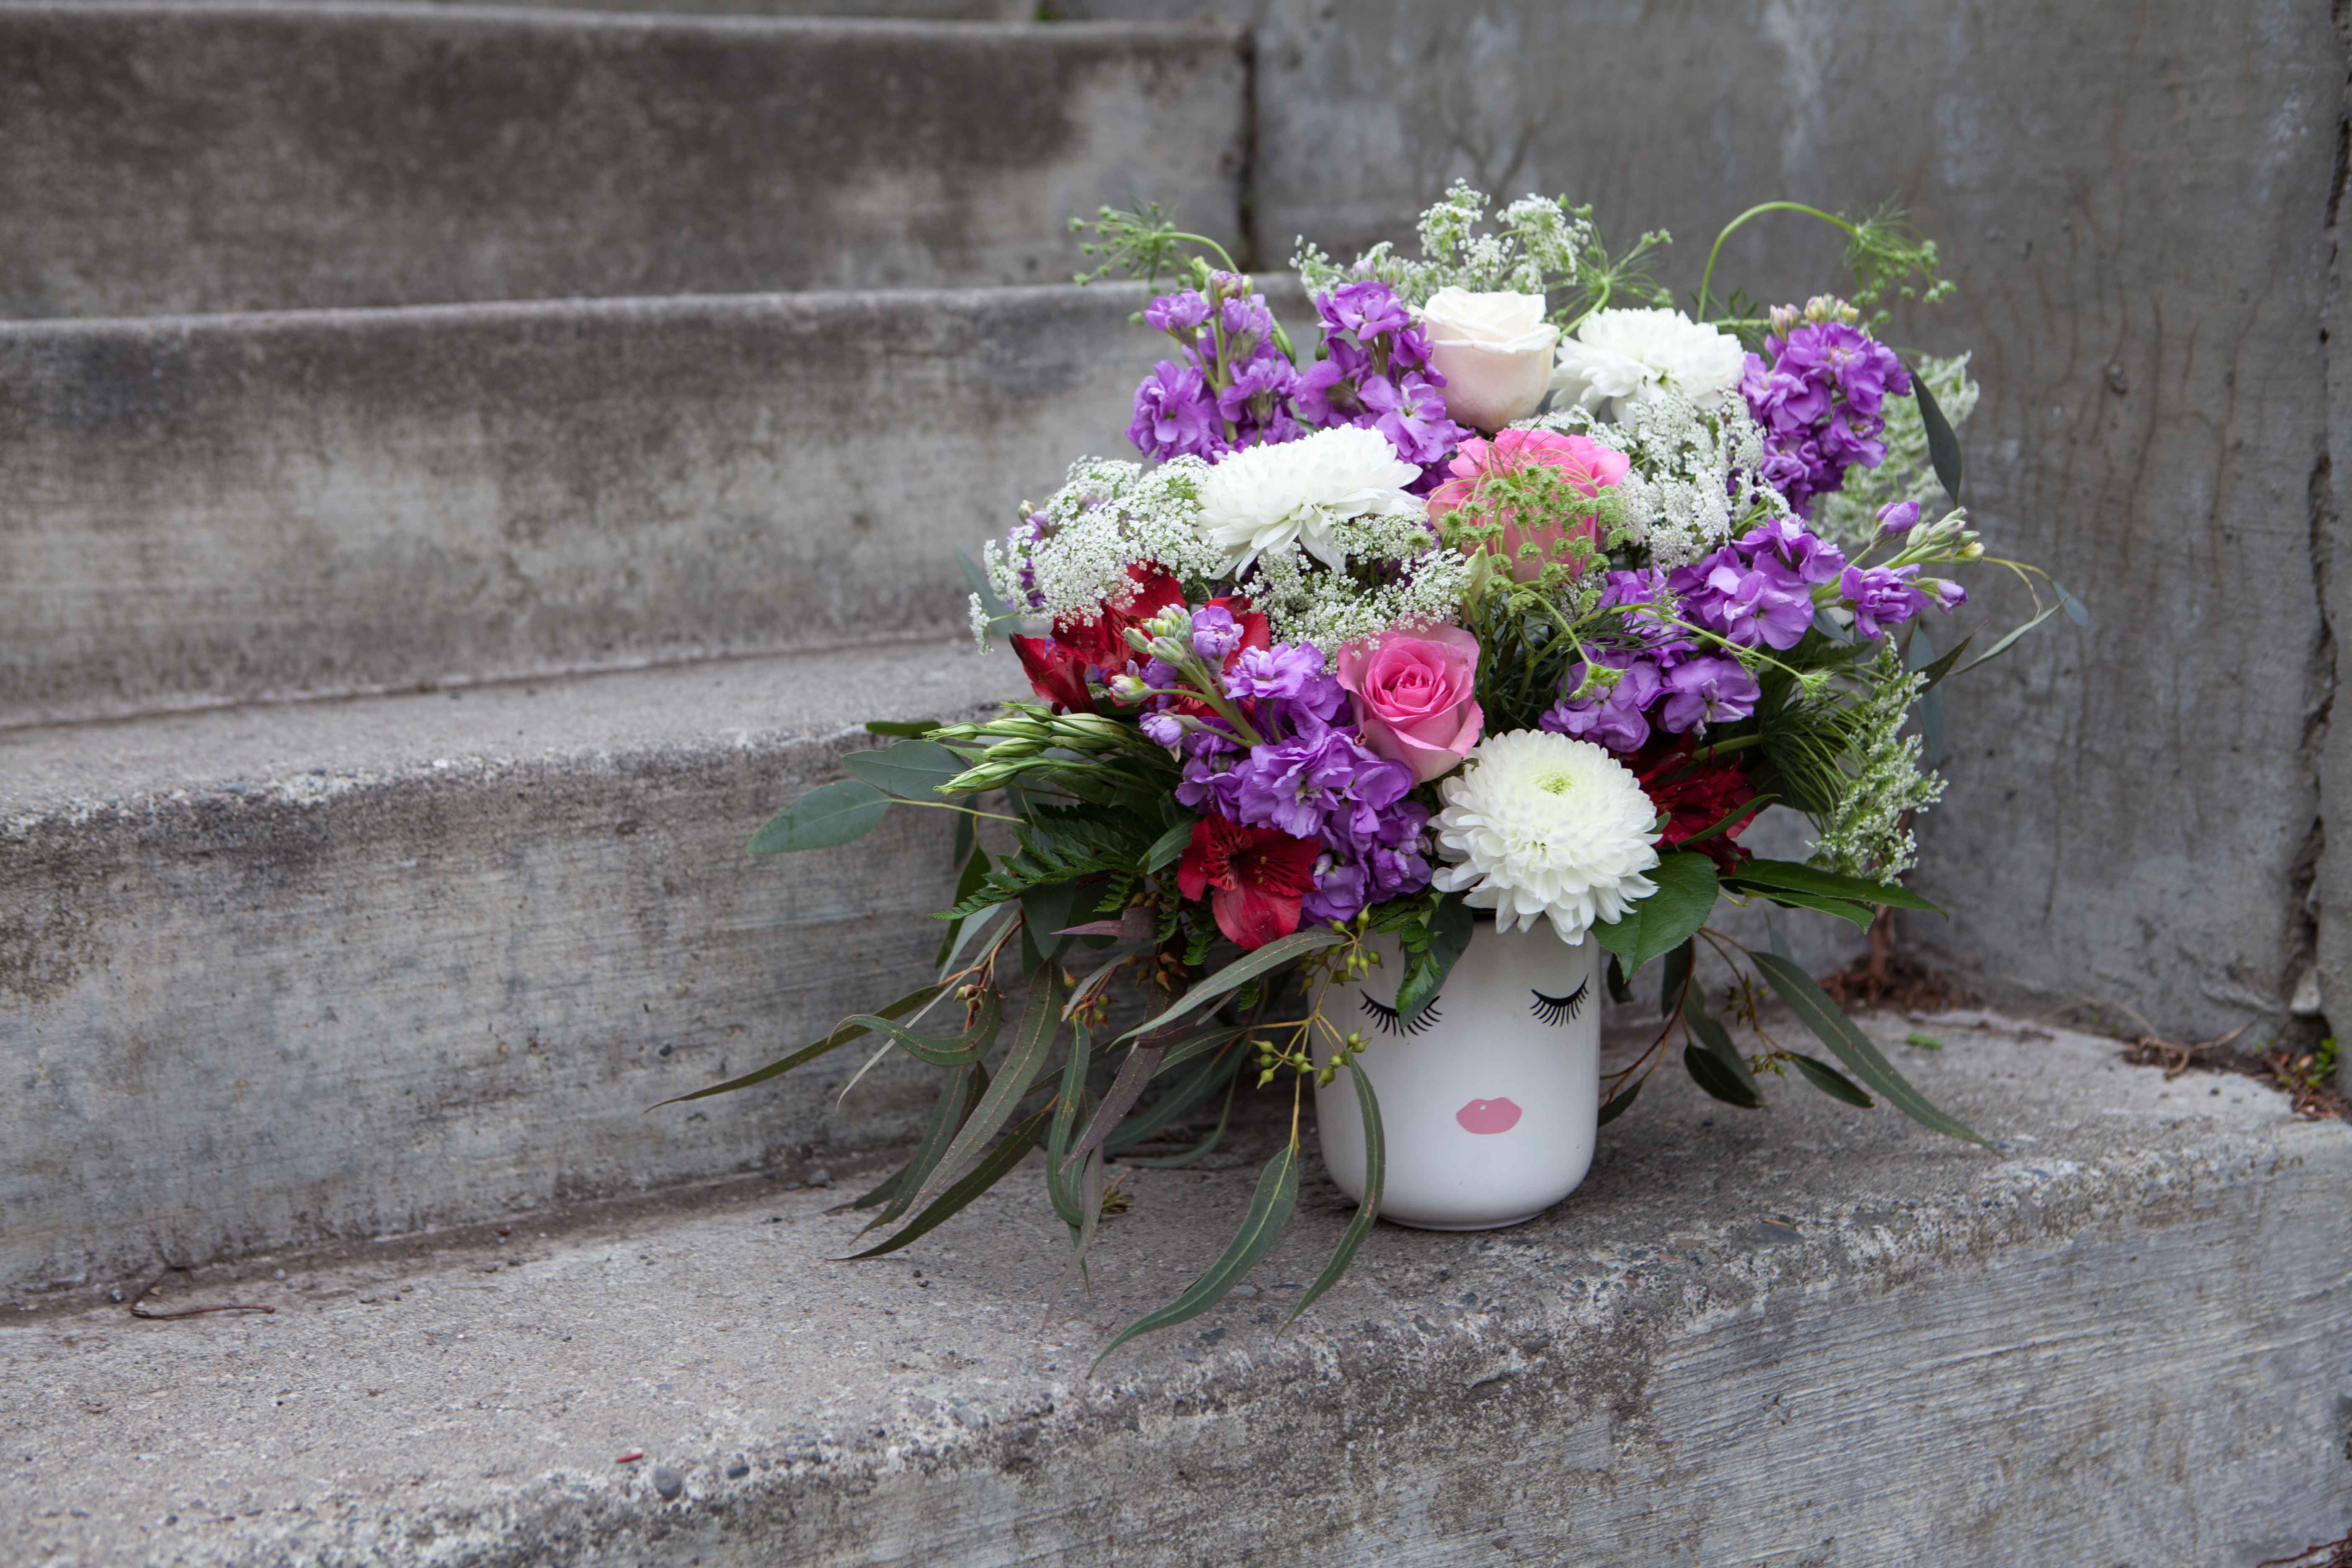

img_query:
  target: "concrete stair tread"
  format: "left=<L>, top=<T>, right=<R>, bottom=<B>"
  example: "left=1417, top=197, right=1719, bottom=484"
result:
left=0, top=5, right=1245, bottom=316
left=0, top=282, right=1160, bottom=727
left=4, top=1017, right=2343, bottom=1565
left=1, top=637, right=1009, bottom=821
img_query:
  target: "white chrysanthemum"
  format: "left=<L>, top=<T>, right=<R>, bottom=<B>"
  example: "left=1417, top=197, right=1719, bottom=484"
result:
left=1430, top=730, right=1662, bottom=944
left=1196, top=424, right=1424, bottom=576
left=1552, top=308, right=1746, bottom=418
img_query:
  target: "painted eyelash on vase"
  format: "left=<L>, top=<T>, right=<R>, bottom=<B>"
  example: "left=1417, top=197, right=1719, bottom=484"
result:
left=1362, top=994, right=1442, bottom=1036
left=1529, top=978, right=1590, bottom=1027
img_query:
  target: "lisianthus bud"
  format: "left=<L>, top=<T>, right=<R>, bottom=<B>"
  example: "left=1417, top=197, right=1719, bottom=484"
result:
left=1875, top=500, right=1922, bottom=537
left=1106, top=673, right=1150, bottom=704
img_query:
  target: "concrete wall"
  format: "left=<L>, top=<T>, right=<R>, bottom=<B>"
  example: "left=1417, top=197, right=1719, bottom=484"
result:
left=1073, top=0, right=2344, bottom=1047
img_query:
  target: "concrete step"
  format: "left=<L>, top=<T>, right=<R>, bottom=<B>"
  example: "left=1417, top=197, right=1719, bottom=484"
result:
left=0, top=7, right=1243, bottom=317
left=0, top=638, right=1016, bottom=1304
left=0, top=282, right=1161, bottom=727
left=3, top=1019, right=2344, bottom=1565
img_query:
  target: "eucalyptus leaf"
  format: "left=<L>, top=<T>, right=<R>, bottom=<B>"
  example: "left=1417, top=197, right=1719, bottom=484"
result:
left=1117, top=927, right=1346, bottom=1042
left=1684, top=1042, right=1767, bottom=1109
left=1596, top=1077, right=1643, bottom=1127
left=1950, top=604, right=2059, bottom=679
left=1746, top=949, right=1987, bottom=1145
left=1790, top=1052, right=1875, bottom=1108
left=1145, top=819, right=1195, bottom=874
left=902, top=970, right=1064, bottom=1214
left=651, top=983, right=942, bottom=1107
left=1094, top=1140, right=1299, bottom=1367
left=1734, top=887, right=1876, bottom=930
left=839, top=1103, right=1052, bottom=1260
left=935, top=846, right=993, bottom=969
left=843, top=741, right=967, bottom=801
left=1046, top=1021, right=1093, bottom=1231
left=1659, top=939, right=1694, bottom=1019
left=859, top=1061, right=986, bottom=1231
left=843, top=988, right=999, bottom=1068
left=1682, top=988, right=1757, bottom=1089
left=749, top=779, right=891, bottom=855
left=1723, top=859, right=1939, bottom=913
left=1288, top=1060, right=1382, bottom=1326
left=1915, top=368, right=1963, bottom=504
left=1593, top=852, right=1720, bottom=975
left=2054, top=581, right=2090, bottom=627
left=1061, top=1037, right=1166, bottom=1177
left=1914, top=631, right=1976, bottom=692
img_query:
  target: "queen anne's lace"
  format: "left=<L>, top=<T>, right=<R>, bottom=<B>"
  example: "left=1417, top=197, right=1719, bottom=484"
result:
left=1525, top=393, right=1789, bottom=571
left=983, top=456, right=1225, bottom=639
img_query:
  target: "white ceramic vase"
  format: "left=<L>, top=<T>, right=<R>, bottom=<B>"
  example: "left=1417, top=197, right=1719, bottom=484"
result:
left=1313, top=924, right=1602, bottom=1231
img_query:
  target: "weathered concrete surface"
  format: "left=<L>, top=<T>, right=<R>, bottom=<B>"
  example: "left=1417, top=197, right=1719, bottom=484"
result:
left=0, top=640, right=1020, bottom=1303
left=1069, top=0, right=2339, bottom=1049
left=0, top=284, right=1161, bottom=726
left=0, top=8, right=1243, bottom=316
left=3, top=1020, right=2343, bottom=1565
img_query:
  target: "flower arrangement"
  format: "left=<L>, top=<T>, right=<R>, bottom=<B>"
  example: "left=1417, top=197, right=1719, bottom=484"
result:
left=674, top=185, right=2081, bottom=1362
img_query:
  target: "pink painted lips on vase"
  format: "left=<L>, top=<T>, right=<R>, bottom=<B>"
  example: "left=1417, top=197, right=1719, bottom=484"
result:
left=1454, top=1097, right=1523, bottom=1135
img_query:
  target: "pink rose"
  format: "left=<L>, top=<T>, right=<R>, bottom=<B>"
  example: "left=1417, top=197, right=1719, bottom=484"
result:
left=1426, top=429, right=1631, bottom=583
left=1337, top=627, right=1486, bottom=783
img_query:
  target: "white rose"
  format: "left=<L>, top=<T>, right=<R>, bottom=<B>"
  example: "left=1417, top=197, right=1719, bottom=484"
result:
left=1419, top=287, right=1560, bottom=433
left=1550, top=307, right=1746, bottom=419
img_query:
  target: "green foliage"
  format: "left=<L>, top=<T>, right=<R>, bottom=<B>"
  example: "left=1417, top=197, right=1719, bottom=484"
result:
left=1746, top=949, right=1986, bottom=1145
left=1288, top=1059, right=1384, bottom=1327
left=1594, top=853, right=1721, bottom=975
left=1069, top=201, right=1236, bottom=286
left=749, top=779, right=891, bottom=854
left=945, top=803, right=1161, bottom=921
left=1094, top=1141, right=1300, bottom=1369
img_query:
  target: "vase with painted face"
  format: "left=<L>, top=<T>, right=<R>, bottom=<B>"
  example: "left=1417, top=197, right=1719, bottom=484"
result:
left=1313, top=923, right=1602, bottom=1231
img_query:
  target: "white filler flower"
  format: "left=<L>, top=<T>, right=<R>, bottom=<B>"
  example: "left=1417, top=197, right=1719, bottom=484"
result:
left=1431, top=729, right=1662, bottom=943
left=1551, top=307, right=1746, bottom=418
left=1197, top=424, right=1424, bottom=577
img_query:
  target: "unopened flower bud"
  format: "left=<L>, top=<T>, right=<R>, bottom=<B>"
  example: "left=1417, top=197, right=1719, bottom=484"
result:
left=1138, top=711, right=1185, bottom=748
left=1768, top=302, right=1800, bottom=338
left=1106, top=673, right=1150, bottom=704
left=1875, top=500, right=1922, bottom=537
left=1925, top=578, right=1968, bottom=610
left=1148, top=634, right=1192, bottom=665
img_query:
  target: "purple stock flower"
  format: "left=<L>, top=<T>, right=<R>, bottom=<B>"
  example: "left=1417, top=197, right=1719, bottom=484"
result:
left=1189, top=605, right=1243, bottom=660
left=1359, top=371, right=1462, bottom=467
left=1231, top=727, right=1411, bottom=842
left=1127, top=359, right=1221, bottom=461
left=1738, top=517, right=1847, bottom=586
left=1139, top=712, right=1184, bottom=748
left=1315, top=280, right=1412, bottom=340
left=1839, top=565, right=1933, bottom=640
left=1925, top=578, right=1967, bottom=610
left=1875, top=500, right=1922, bottom=536
left=1220, top=292, right=1277, bottom=342
left=1672, top=549, right=1816, bottom=651
left=1143, top=290, right=1212, bottom=333
left=1224, top=643, right=1327, bottom=702
left=1542, top=655, right=1665, bottom=753
left=1215, top=347, right=1299, bottom=428
left=1740, top=317, right=1912, bottom=517
left=1658, top=656, right=1761, bottom=733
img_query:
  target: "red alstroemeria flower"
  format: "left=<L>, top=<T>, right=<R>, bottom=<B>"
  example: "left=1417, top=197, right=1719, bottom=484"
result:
left=1055, top=565, right=1187, bottom=671
left=1011, top=634, right=1093, bottom=714
left=1633, top=740, right=1759, bottom=872
left=1175, top=816, right=1321, bottom=949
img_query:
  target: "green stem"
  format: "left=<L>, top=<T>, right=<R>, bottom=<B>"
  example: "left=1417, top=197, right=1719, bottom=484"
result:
left=1698, top=202, right=1856, bottom=324
left=902, top=799, right=1027, bottom=825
